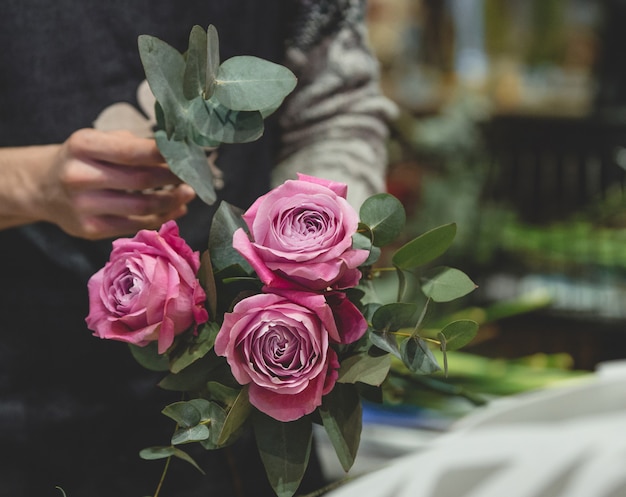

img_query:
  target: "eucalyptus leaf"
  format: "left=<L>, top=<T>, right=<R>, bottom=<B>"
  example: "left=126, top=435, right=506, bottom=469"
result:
left=171, top=447, right=206, bottom=474
left=138, top=35, right=188, bottom=138
left=215, top=55, right=297, bottom=112
left=140, top=446, right=205, bottom=474
left=128, top=342, right=170, bottom=372
left=337, top=353, right=391, bottom=386
left=162, top=401, right=202, bottom=428
left=371, top=302, right=419, bottom=332
left=421, top=266, right=477, bottom=302
left=352, top=232, right=379, bottom=266
left=319, top=384, right=362, bottom=472
left=392, top=223, right=457, bottom=270
left=154, top=131, right=216, bottom=205
left=400, top=336, right=441, bottom=375
left=439, top=319, right=479, bottom=350
left=197, top=97, right=264, bottom=144
left=253, top=412, right=312, bottom=497
left=139, top=446, right=176, bottom=461
left=359, top=193, right=406, bottom=247
left=368, top=330, right=401, bottom=359
left=205, top=25, right=220, bottom=96
left=200, top=402, right=228, bottom=450
left=171, top=424, right=210, bottom=445
left=183, top=25, right=208, bottom=100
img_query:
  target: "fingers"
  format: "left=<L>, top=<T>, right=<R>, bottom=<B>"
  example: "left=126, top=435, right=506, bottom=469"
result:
left=59, top=183, right=196, bottom=240
left=75, top=184, right=196, bottom=218
left=68, top=161, right=184, bottom=192
left=67, top=128, right=164, bottom=166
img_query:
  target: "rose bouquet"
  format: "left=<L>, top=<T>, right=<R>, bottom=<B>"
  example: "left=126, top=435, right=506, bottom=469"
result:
left=85, top=26, right=478, bottom=497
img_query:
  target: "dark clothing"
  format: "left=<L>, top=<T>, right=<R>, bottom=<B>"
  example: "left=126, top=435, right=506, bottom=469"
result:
left=0, top=1, right=327, bottom=495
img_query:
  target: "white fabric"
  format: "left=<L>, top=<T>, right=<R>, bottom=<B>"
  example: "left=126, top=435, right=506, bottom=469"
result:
left=327, top=362, right=626, bottom=497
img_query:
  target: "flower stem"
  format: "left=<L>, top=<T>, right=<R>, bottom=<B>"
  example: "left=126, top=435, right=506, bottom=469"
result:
left=153, top=455, right=172, bottom=497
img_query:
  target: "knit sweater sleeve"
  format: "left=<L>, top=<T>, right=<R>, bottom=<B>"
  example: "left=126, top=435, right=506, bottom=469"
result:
left=272, top=0, right=398, bottom=208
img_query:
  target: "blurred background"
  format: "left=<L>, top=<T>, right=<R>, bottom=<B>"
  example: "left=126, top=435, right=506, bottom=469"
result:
left=367, top=0, right=626, bottom=371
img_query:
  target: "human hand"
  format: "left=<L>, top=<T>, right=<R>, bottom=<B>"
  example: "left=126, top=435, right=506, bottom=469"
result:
left=35, top=128, right=195, bottom=239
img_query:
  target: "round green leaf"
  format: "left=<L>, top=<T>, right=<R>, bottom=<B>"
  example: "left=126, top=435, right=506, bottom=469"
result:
left=171, top=425, right=210, bottom=445
left=139, top=446, right=176, bottom=461
left=392, top=223, right=457, bottom=270
left=215, top=55, right=297, bottom=112
left=421, top=266, right=477, bottom=303
left=161, top=401, right=202, bottom=428
left=359, top=193, right=406, bottom=247
left=439, top=319, right=479, bottom=350
left=371, top=302, right=419, bottom=332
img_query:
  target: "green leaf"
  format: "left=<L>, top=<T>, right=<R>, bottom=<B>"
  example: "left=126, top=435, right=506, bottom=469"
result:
left=253, top=412, right=312, bottom=497
left=171, top=424, right=210, bottom=445
left=200, top=402, right=227, bottom=450
left=217, top=386, right=253, bottom=446
left=139, top=446, right=176, bottom=461
left=400, top=336, right=441, bottom=374
left=138, top=35, right=188, bottom=138
left=162, top=401, right=202, bottom=428
left=209, top=201, right=251, bottom=272
left=205, top=25, right=220, bottom=96
left=439, top=320, right=479, bottom=350
left=337, top=353, right=391, bottom=386
left=368, top=330, right=401, bottom=359
left=215, top=55, right=297, bottom=112
left=359, top=193, right=406, bottom=247
left=371, top=302, right=419, bottom=332
left=319, top=384, right=362, bottom=472
left=139, top=446, right=206, bottom=474
left=169, top=322, right=220, bottom=374
left=196, top=97, right=264, bottom=144
left=128, top=342, right=170, bottom=372
left=154, top=130, right=216, bottom=205
left=183, top=25, right=208, bottom=100
left=392, top=223, right=457, bottom=270
left=421, top=266, right=477, bottom=302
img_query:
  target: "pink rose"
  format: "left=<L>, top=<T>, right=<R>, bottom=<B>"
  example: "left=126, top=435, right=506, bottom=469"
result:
left=232, top=173, right=369, bottom=291
left=86, top=220, right=208, bottom=354
left=214, top=292, right=340, bottom=422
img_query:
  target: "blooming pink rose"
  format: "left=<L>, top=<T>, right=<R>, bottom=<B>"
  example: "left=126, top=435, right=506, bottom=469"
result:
left=232, top=173, right=369, bottom=291
left=214, top=292, right=340, bottom=422
left=86, top=221, right=208, bottom=354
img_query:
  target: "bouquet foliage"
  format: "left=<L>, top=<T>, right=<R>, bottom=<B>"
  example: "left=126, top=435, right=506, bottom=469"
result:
left=85, top=26, right=478, bottom=497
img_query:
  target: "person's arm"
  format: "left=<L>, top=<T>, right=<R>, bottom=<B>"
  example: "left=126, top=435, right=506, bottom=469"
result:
left=0, top=128, right=195, bottom=239
left=273, top=0, right=398, bottom=208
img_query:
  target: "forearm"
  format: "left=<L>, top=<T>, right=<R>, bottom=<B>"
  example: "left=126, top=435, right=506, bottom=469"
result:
left=273, top=0, right=398, bottom=208
left=0, top=145, right=56, bottom=230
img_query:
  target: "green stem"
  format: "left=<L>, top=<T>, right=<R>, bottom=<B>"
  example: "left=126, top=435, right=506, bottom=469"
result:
left=153, top=455, right=172, bottom=497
